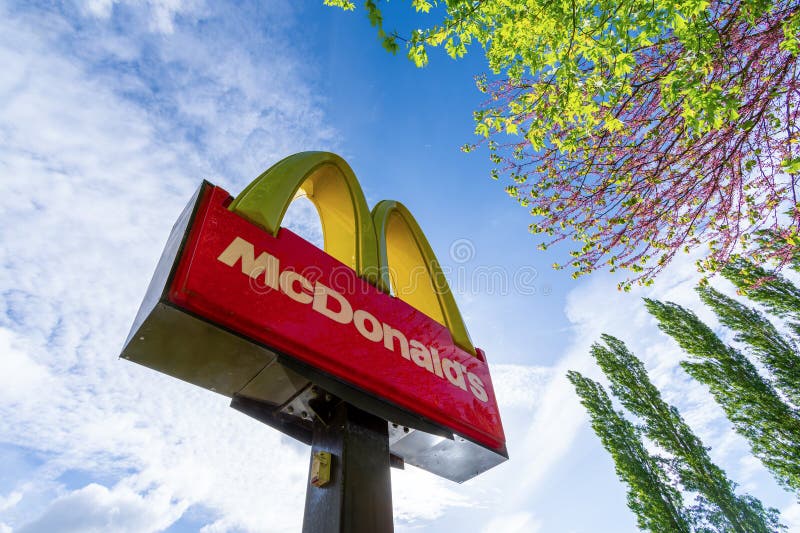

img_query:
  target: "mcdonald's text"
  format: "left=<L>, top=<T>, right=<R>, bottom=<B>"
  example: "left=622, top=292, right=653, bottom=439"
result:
left=217, top=236, right=489, bottom=402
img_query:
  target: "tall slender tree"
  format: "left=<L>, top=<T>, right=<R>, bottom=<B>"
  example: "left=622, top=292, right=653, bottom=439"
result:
left=589, top=334, right=783, bottom=532
left=568, top=371, right=692, bottom=532
left=646, top=280, right=800, bottom=496
left=698, top=284, right=800, bottom=408
left=722, top=257, right=800, bottom=337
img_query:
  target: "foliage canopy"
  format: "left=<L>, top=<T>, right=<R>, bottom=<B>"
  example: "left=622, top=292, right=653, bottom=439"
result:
left=326, top=0, right=800, bottom=288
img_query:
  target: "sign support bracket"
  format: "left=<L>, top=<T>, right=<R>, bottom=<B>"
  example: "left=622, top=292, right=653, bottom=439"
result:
left=302, top=401, right=394, bottom=533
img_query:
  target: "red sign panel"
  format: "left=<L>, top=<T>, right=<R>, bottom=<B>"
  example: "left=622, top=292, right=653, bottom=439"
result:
left=168, top=185, right=505, bottom=452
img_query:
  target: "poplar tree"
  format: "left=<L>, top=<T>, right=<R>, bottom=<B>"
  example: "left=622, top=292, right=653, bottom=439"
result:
left=722, top=257, right=800, bottom=338
left=698, top=284, right=800, bottom=409
left=567, top=371, right=692, bottom=533
left=588, top=334, right=783, bottom=532
left=646, top=282, right=800, bottom=496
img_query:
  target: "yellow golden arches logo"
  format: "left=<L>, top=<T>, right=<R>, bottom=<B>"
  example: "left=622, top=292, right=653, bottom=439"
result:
left=228, top=151, right=475, bottom=356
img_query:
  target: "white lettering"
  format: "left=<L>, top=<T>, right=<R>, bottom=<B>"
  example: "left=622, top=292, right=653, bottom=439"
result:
left=354, top=309, right=383, bottom=342
left=467, top=372, right=488, bottom=402
left=218, top=236, right=491, bottom=402
left=410, top=340, right=434, bottom=372
left=382, top=323, right=410, bottom=360
left=313, top=282, right=353, bottom=324
left=217, top=236, right=279, bottom=288
left=279, top=270, right=313, bottom=304
left=442, top=357, right=467, bottom=391
left=430, top=347, right=444, bottom=378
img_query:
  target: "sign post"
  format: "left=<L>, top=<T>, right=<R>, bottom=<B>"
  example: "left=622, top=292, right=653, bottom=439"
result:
left=303, top=401, right=393, bottom=533
left=121, top=152, right=508, bottom=530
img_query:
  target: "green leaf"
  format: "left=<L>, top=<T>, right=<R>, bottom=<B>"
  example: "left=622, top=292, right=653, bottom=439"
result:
left=411, top=0, right=432, bottom=13
left=781, top=156, right=800, bottom=174
left=323, top=0, right=355, bottom=10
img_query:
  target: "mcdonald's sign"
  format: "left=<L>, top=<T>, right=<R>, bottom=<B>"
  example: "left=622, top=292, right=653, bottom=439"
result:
left=121, top=152, right=507, bottom=482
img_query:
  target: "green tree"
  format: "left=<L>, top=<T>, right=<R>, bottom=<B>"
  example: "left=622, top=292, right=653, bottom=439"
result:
left=568, top=371, right=693, bottom=532
left=722, top=257, right=800, bottom=338
left=699, top=282, right=800, bottom=409
left=646, top=268, right=800, bottom=496
left=579, top=334, right=784, bottom=531
left=326, top=0, right=800, bottom=288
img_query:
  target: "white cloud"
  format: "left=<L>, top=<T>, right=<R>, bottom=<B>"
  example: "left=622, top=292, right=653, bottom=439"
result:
left=511, top=350, right=590, bottom=497
left=490, top=364, right=553, bottom=410
left=0, top=2, right=337, bottom=532
left=481, top=511, right=541, bottom=533
left=783, top=502, right=800, bottom=532
left=282, top=196, right=324, bottom=248
left=16, top=483, right=186, bottom=533
left=0, top=492, right=22, bottom=513
left=392, top=467, right=471, bottom=524
left=82, top=0, right=204, bottom=33
left=0, top=329, right=52, bottom=403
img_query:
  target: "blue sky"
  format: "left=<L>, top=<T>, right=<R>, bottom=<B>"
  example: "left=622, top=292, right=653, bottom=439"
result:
left=0, top=1, right=798, bottom=532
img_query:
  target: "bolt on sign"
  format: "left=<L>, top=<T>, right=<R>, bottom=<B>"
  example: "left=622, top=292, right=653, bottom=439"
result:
left=121, top=152, right=507, bottom=482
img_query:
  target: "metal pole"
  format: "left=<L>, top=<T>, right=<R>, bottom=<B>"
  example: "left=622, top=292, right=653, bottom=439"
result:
left=302, top=401, right=393, bottom=533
